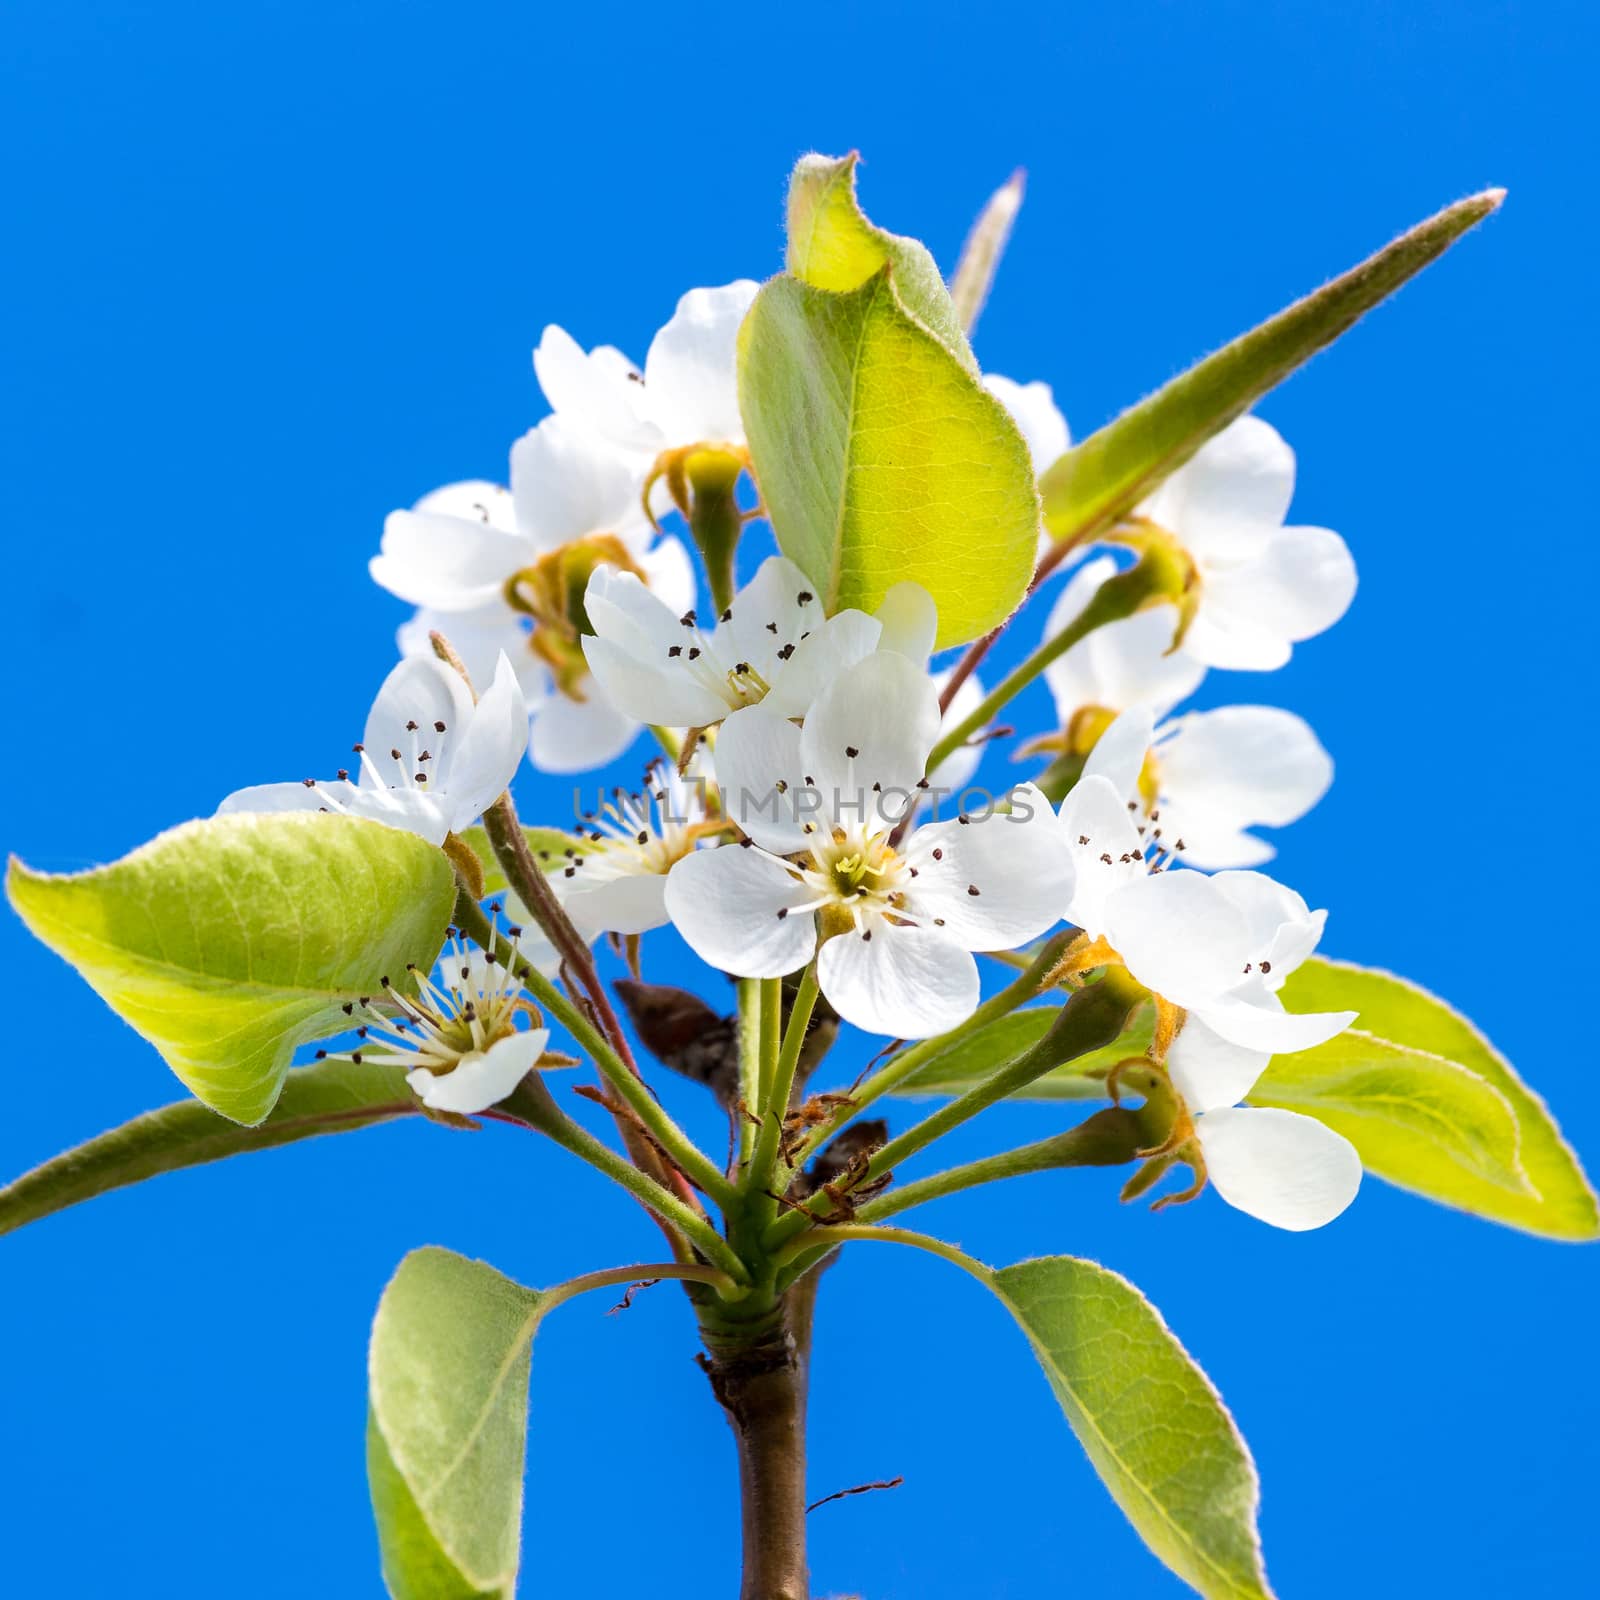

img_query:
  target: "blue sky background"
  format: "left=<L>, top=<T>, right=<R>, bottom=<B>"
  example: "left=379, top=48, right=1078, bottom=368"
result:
left=3, top=2, right=1595, bottom=1594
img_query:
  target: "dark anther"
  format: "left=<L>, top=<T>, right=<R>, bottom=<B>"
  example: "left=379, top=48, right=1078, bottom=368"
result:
left=434, top=721, right=447, bottom=733
left=967, top=884, right=980, bottom=896
left=668, top=645, right=683, bottom=657
left=637, top=829, right=650, bottom=844
left=798, top=590, right=813, bottom=604
left=688, top=647, right=701, bottom=660
left=301, top=777, right=316, bottom=787
left=932, top=848, right=944, bottom=860
left=845, top=745, right=859, bottom=758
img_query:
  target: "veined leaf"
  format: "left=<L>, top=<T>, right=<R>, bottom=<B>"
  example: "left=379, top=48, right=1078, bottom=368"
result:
left=786, top=151, right=975, bottom=367
left=1038, top=189, right=1504, bottom=545
left=989, top=1254, right=1271, bottom=1600
left=369, top=1248, right=543, bottom=1600
left=457, top=823, right=598, bottom=897
left=738, top=267, right=1039, bottom=648
left=0, top=1059, right=421, bottom=1237
left=1258, top=958, right=1597, bottom=1240
left=7, top=813, right=456, bottom=1125
left=894, top=1003, right=1156, bottom=1100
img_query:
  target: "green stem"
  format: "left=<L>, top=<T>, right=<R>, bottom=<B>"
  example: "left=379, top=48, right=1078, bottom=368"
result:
left=454, top=891, right=734, bottom=1207
left=766, top=975, right=1139, bottom=1250
left=736, top=977, right=763, bottom=1168
left=854, top=1106, right=1147, bottom=1223
left=540, top=1259, right=744, bottom=1313
left=924, top=555, right=1176, bottom=773
left=747, top=965, right=818, bottom=1211
left=787, top=930, right=1077, bottom=1170
left=771, top=1222, right=990, bottom=1283
left=508, top=1073, right=750, bottom=1284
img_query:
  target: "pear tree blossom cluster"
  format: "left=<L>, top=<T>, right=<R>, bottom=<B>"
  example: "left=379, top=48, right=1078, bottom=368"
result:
left=215, top=268, right=1366, bottom=1233
left=12, top=158, right=1556, bottom=1600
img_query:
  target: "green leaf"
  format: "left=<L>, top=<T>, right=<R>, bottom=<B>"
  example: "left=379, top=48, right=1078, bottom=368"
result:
left=738, top=268, right=1039, bottom=649
left=369, top=1247, right=543, bottom=1600
left=895, top=1004, right=1156, bottom=1100
left=1256, top=958, right=1597, bottom=1240
left=1038, top=189, right=1504, bottom=545
left=0, top=1058, right=422, bottom=1237
left=457, top=823, right=598, bottom=897
left=989, top=1255, right=1271, bottom=1600
left=786, top=151, right=975, bottom=367
left=7, top=813, right=456, bottom=1126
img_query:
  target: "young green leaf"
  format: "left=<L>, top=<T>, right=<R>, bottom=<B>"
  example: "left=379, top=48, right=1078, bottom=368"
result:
left=894, top=1004, right=1156, bottom=1099
left=369, top=1247, right=543, bottom=1600
left=1257, top=958, right=1597, bottom=1240
left=786, top=151, right=975, bottom=367
left=950, top=168, right=1026, bottom=337
left=7, top=813, right=457, bottom=1126
left=0, top=1059, right=422, bottom=1237
left=991, top=1255, right=1272, bottom=1600
left=1037, top=189, right=1505, bottom=546
left=738, top=267, right=1039, bottom=648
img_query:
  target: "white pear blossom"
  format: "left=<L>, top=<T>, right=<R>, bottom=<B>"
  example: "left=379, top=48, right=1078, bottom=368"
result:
left=534, top=282, right=760, bottom=486
left=1135, top=415, right=1357, bottom=670
left=1069, top=702, right=1333, bottom=870
left=370, top=426, right=695, bottom=773
left=320, top=936, right=552, bottom=1115
left=583, top=555, right=921, bottom=730
left=1042, top=554, right=1208, bottom=725
left=559, top=757, right=720, bottom=938
left=664, top=652, right=1071, bottom=1039
left=219, top=653, right=527, bottom=847
left=1055, top=792, right=1360, bottom=1227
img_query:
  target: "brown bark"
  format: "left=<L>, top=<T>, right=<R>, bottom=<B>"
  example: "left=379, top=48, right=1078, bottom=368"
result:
left=702, top=1293, right=815, bottom=1600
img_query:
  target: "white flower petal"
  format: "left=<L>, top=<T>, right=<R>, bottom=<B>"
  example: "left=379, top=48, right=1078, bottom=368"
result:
left=983, top=374, right=1070, bottom=471
left=641, top=281, right=760, bottom=445
left=408, top=1028, right=549, bottom=1115
left=713, top=704, right=810, bottom=853
left=364, top=657, right=477, bottom=784
left=799, top=651, right=940, bottom=818
left=1196, top=1106, right=1362, bottom=1231
left=1149, top=415, right=1295, bottom=562
left=1057, top=775, right=1146, bottom=937
left=565, top=873, right=670, bottom=938
left=760, top=610, right=882, bottom=720
left=1100, top=869, right=1254, bottom=1007
left=1043, top=558, right=1203, bottom=720
left=1191, top=985, right=1355, bottom=1056
left=1160, top=706, right=1331, bottom=829
left=413, top=479, right=517, bottom=530
left=581, top=634, right=731, bottom=730
left=527, top=678, right=640, bottom=774
left=664, top=845, right=818, bottom=977
left=817, top=922, right=979, bottom=1039
left=509, top=416, right=647, bottom=549
left=1082, top=706, right=1155, bottom=796
left=532, top=324, right=656, bottom=453
left=370, top=511, right=534, bottom=611
left=903, top=785, right=1070, bottom=949
left=720, top=555, right=816, bottom=662
left=1199, top=525, right=1357, bottom=656
left=1166, top=1013, right=1270, bottom=1114
left=1205, top=870, right=1320, bottom=975
left=217, top=781, right=451, bottom=843
left=441, top=653, right=528, bottom=831
left=1178, top=609, right=1293, bottom=672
